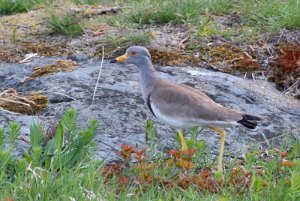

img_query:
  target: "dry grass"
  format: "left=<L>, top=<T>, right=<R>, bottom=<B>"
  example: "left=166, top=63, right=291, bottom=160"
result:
left=0, top=89, right=48, bottom=114
left=30, top=60, right=78, bottom=78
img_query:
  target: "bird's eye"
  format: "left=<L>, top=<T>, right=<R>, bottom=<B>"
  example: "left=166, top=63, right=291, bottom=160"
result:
left=130, top=51, right=137, bottom=56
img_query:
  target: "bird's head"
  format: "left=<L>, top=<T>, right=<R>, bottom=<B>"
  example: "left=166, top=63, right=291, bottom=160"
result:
left=110, top=46, right=152, bottom=66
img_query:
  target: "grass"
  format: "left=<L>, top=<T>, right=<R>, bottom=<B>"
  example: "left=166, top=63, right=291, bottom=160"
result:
left=46, top=12, right=84, bottom=37
left=0, top=0, right=104, bottom=16
left=72, top=0, right=109, bottom=5
left=104, top=31, right=152, bottom=49
left=0, top=0, right=54, bottom=15
left=127, top=0, right=203, bottom=25
left=0, top=0, right=33, bottom=15
left=235, top=0, right=300, bottom=31
left=1, top=111, right=300, bottom=200
left=106, top=0, right=300, bottom=34
left=1, top=0, right=299, bottom=39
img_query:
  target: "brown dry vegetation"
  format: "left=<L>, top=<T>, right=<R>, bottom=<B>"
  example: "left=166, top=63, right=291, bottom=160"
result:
left=0, top=89, right=48, bottom=114
left=30, top=60, right=77, bottom=78
left=269, top=43, right=300, bottom=98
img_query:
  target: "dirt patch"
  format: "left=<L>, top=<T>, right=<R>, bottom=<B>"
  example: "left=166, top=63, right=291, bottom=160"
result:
left=0, top=89, right=48, bottom=115
left=0, top=41, right=68, bottom=63
left=30, top=60, right=78, bottom=78
left=269, top=43, right=300, bottom=99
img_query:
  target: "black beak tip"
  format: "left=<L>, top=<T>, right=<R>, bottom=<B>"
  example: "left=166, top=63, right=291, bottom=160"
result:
left=110, top=59, right=117, bottom=63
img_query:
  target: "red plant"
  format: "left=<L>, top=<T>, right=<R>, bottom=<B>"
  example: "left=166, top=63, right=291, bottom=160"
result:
left=118, top=144, right=135, bottom=160
left=102, top=144, right=298, bottom=195
left=272, top=44, right=300, bottom=72
left=167, top=148, right=196, bottom=171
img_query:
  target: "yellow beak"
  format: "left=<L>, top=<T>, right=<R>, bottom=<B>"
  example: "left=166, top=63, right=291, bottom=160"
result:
left=116, top=53, right=128, bottom=62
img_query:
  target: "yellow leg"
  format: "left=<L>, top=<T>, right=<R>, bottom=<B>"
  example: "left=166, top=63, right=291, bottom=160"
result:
left=177, top=131, right=188, bottom=150
left=210, top=127, right=226, bottom=173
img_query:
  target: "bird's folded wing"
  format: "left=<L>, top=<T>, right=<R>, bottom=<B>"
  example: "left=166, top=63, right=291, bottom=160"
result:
left=149, top=81, right=243, bottom=122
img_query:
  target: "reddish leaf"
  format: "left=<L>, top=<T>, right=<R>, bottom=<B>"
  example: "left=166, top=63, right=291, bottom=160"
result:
left=280, top=152, right=288, bottom=158
left=180, top=148, right=196, bottom=157
left=103, top=163, right=120, bottom=177
left=134, top=148, right=146, bottom=156
left=168, top=149, right=179, bottom=157
left=119, top=176, right=129, bottom=184
left=175, top=158, right=195, bottom=170
left=274, top=148, right=289, bottom=158
left=120, top=144, right=135, bottom=152
left=200, top=169, right=212, bottom=179
left=6, top=196, right=13, bottom=201
left=134, top=154, right=146, bottom=162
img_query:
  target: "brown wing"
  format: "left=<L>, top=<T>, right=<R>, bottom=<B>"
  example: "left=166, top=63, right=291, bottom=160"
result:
left=149, top=80, right=244, bottom=122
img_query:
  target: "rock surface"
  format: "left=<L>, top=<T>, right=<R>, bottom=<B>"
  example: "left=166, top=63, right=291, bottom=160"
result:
left=1, top=57, right=300, bottom=161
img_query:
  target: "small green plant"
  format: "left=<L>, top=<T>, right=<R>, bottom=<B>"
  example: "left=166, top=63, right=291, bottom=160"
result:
left=107, top=13, right=133, bottom=28
left=104, top=31, right=152, bottom=48
left=0, top=0, right=54, bottom=15
left=279, top=0, right=300, bottom=29
left=0, top=0, right=31, bottom=15
left=30, top=109, right=97, bottom=170
left=198, top=16, right=219, bottom=37
left=235, top=0, right=300, bottom=31
left=127, top=0, right=203, bottom=25
left=144, top=119, right=159, bottom=157
left=72, top=0, right=105, bottom=5
left=46, top=13, right=84, bottom=37
left=205, top=0, right=233, bottom=14
left=127, top=31, right=152, bottom=45
left=0, top=109, right=99, bottom=199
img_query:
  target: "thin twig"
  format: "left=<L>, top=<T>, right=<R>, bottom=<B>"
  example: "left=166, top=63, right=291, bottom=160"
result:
left=92, top=46, right=105, bottom=102
left=178, top=36, right=189, bottom=49
left=256, top=132, right=289, bottom=145
left=19, top=53, right=38, bottom=63
left=0, top=89, right=11, bottom=97
left=259, top=131, right=271, bottom=147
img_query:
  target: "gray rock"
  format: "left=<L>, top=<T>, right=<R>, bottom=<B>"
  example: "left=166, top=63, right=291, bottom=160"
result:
left=66, top=53, right=89, bottom=62
left=1, top=57, right=299, bottom=162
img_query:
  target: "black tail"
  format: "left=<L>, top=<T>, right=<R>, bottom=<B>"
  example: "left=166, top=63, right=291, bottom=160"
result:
left=237, top=114, right=261, bottom=129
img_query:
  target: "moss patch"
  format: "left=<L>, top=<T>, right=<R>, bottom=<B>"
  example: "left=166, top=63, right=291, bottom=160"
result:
left=30, top=60, right=78, bottom=78
left=0, top=90, right=48, bottom=115
left=149, top=47, right=200, bottom=66
left=208, top=43, right=261, bottom=74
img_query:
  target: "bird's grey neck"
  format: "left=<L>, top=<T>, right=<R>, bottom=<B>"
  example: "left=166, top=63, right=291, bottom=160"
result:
left=137, top=62, right=156, bottom=101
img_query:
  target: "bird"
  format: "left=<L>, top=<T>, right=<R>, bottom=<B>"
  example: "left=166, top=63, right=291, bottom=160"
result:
left=110, top=46, right=261, bottom=172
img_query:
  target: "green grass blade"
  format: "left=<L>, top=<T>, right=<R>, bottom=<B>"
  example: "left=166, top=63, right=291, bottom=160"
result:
left=55, top=122, right=64, bottom=155
left=29, top=121, right=43, bottom=148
